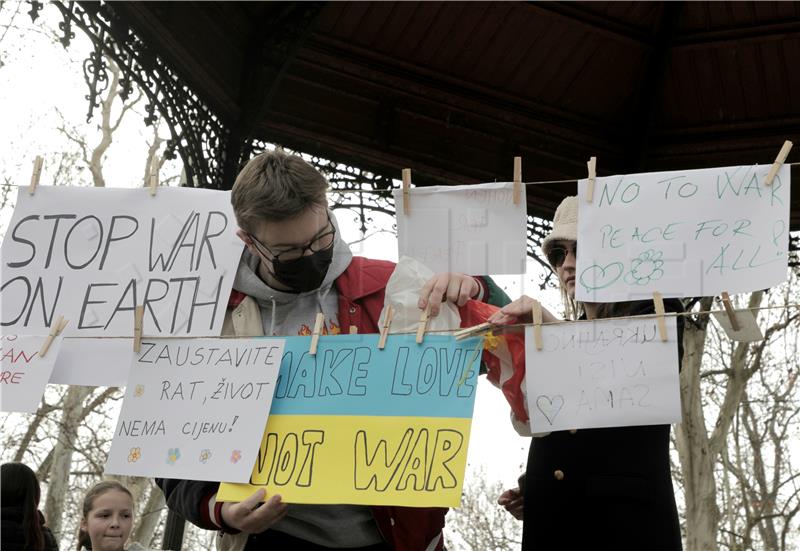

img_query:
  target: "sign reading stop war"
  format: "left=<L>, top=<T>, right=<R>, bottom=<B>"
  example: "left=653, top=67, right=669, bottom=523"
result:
left=217, top=333, right=483, bottom=507
left=1, top=187, right=243, bottom=337
left=576, top=164, right=790, bottom=302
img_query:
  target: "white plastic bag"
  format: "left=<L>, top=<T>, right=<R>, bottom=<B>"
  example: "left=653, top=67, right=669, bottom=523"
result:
left=379, top=256, right=461, bottom=332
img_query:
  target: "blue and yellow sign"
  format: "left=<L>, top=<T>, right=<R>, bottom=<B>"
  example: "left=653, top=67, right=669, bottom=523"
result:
left=218, top=333, right=482, bottom=507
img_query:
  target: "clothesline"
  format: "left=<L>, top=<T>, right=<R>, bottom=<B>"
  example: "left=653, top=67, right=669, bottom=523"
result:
left=55, top=302, right=800, bottom=340
left=5, top=162, right=798, bottom=195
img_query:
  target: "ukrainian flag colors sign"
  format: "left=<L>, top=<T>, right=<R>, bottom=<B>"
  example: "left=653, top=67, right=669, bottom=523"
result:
left=218, top=333, right=483, bottom=507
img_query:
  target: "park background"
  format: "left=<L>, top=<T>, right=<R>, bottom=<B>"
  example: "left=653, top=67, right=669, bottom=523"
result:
left=1, top=3, right=799, bottom=551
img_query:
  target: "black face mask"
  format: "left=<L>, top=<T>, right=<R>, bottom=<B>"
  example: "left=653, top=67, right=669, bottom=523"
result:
left=270, top=245, right=334, bottom=293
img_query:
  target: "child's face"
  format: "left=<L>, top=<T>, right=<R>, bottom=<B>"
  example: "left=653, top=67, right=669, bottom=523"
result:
left=81, top=490, right=134, bottom=551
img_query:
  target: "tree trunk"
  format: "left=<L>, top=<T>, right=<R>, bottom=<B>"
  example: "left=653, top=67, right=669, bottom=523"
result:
left=675, top=298, right=719, bottom=551
left=43, top=385, right=92, bottom=539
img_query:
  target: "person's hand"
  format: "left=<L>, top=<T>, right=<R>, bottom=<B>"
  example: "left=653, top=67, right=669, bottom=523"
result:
left=497, top=487, right=524, bottom=520
left=418, top=273, right=480, bottom=317
left=220, top=489, right=287, bottom=534
left=488, top=296, right=558, bottom=326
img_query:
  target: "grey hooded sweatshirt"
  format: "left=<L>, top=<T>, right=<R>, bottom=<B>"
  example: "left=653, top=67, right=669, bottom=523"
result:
left=231, top=213, right=384, bottom=547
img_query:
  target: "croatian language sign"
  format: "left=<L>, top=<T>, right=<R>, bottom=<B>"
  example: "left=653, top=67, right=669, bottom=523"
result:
left=1, top=335, right=61, bottom=413
left=395, top=182, right=527, bottom=275
left=1, top=186, right=243, bottom=337
left=218, top=333, right=483, bottom=507
left=576, top=165, right=790, bottom=302
left=105, top=338, right=284, bottom=482
left=525, top=317, right=680, bottom=432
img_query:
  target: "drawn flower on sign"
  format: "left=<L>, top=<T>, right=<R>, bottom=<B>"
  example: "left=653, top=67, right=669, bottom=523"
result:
left=166, top=448, right=181, bottom=465
left=199, top=449, right=212, bottom=464
left=625, top=249, right=665, bottom=285
left=127, top=447, right=141, bottom=463
left=133, top=385, right=145, bottom=397
left=230, top=450, right=242, bottom=464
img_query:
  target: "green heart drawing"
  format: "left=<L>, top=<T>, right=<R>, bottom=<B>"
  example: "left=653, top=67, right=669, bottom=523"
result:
left=578, top=262, right=624, bottom=292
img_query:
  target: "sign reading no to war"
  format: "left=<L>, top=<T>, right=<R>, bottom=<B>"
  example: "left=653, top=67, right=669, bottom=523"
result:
left=218, top=333, right=483, bottom=507
left=576, top=164, right=790, bottom=302
left=1, top=187, right=243, bottom=337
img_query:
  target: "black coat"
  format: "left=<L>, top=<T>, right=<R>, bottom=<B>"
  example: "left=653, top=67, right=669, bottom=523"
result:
left=0, top=507, right=60, bottom=551
left=522, top=301, right=684, bottom=551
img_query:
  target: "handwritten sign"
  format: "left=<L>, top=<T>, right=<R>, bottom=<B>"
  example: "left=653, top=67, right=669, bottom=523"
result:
left=105, top=338, right=284, bottom=482
left=1, top=335, right=61, bottom=413
left=576, top=165, right=790, bottom=302
left=394, top=182, right=527, bottom=275
left=1, top=186, right=243, bottom=337
left=524, top=317, right=680, bottom=432
left=218, top=333, right=482, bottom=507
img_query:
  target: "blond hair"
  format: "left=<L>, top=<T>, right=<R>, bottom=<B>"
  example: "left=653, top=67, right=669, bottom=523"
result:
left=231, top=149, right=329, bottom=232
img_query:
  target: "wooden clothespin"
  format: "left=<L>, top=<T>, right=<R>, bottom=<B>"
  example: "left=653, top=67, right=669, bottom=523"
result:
left=512, top=156, right=522, bottom=205
left=531, top=300, right=543, bottom=351
left=309, top=312, right=325, bottom=355
left=416, top=303, right=432, bottom=344
left=719, top=292, right=740, bottom=332
left=39, top=315, right=68, bottom=358
left=652, top=291, right=668, bottom=342
left=764, top=140, right=793, bottom=187
left=149, top=164, right=159, bottom=196
left=378, top=305, right=394, bottom=350
left=133, top=305, right=144, bottom=353
left=453, top=321, right=492, bottom=341
left=349, top=325, right=358, bottom=335
left=586, top=156, right=597, bottom=203
left=28, top=156, right=44, bottom=195
left=401, top=168, right=411, bottom=215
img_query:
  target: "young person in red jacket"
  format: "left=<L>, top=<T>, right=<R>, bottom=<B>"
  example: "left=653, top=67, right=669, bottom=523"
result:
left=157, top=149, right=508, bottom=551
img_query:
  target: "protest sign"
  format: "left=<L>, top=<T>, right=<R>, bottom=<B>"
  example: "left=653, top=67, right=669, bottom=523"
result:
left=105, top=338, right=284, bottom=482
left=218, top=333, right=483, bottom=507
left=1, top=186, right=243, bottom=337
left=576, top=165, right=790, bottom=302
left=1, top=335, right=61, bottom=413
left=525, top=317, right=680, bottom=432
left=394, top=182, right=527, bottom=275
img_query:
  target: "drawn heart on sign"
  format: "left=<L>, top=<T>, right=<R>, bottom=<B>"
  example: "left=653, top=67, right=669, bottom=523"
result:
left=536, top=395, right=564, bottom=425
left=579, top=262, right=624, bottom=292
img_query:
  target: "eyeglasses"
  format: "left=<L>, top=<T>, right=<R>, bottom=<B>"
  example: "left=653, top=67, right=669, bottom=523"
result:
left=249, top=214, right=336, bottom=262
left=546, top=243, right=577, bottom=268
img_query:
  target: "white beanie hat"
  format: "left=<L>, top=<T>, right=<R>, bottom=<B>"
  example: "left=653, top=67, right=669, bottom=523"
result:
left=541, top=195, right=578, bottom=256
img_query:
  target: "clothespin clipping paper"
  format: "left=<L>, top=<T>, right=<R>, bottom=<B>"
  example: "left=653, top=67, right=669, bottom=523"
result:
left=763, top=140, right=793, bottom=187
left=719, top=292, right=740, bottom=332
left=586, top=156, right=597, bottom=203
left=652, top=291, right=668, bottom=342
left=309, top=312, right=325, bottom=355
left=531, top=300, right=543, bottom=351
left=28, top=156, right=44, bottom=195
left=39, top=315, right=68, bottom=358
left=378, top=305, right=394, bottom=350
left=402, top=168, right=411, bottom=215
left=416, top=302, right=431, bottom=344
left=513, top=156, right=522, bottom=205
left=133, top=305, right=144, bottom=353
left=349, top=325, right=358, bottom=335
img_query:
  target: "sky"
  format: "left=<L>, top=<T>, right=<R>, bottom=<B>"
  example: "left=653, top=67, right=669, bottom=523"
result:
left=0, top=4, right=565, bottom=491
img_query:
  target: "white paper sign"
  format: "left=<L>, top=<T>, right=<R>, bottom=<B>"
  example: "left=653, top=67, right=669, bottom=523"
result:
left=394, top=182, right=527, bottom=275
left=1, top=335, right=61, bottom=413
left=1, top=186, right=244, bottom=337
left=49, top=338, right=131, bottom=387
left=712, top=308, right=764, bottom=342
left=576, top=165, right=790, bottom=302
left=105, top=338, right=284, bottom=482
left=525, top=317, right=681, bottom=432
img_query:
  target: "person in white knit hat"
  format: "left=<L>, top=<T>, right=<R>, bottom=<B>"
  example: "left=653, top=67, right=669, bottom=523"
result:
left=490, top=195, right=684, bottom=551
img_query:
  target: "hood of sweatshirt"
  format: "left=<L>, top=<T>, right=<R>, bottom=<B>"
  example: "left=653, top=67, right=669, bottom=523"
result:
left=231, top=211, right=352, bottom=334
